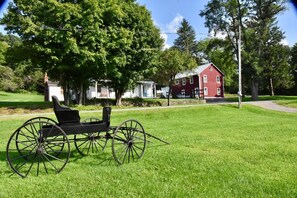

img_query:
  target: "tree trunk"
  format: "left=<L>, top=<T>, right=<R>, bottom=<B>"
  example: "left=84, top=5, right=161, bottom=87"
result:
left=269, top=77, right=274, bottom=96
left=78, top=83, right=83, bottom=105
left=115, top=91, right=122, bottom=106
left=251, top=78, right=259, bottom=100
left=167, top=83, right=172, bottom=106
left=62, top=82, right=70, bottom=106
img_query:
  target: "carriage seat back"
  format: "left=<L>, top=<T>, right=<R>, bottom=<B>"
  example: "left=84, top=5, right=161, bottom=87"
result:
left=52, top=96, right=80, bottom=125
left=102, top=106, right=111, bottom=127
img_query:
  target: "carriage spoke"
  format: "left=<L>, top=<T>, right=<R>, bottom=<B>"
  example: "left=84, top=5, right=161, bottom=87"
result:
left=130, top=146, right=135, bottom=161
left=16, top=142, right=36, bottom=153
left=41, top=155, right=48, bottom=174
left=18, top=130, right=35, bottom=140
left=93, top=141, right=100, bottom=152
left=86, top=140, right=92, bottom=155
left=44, top=152, right=67, bottom=163
left=9, top=145, right=37, bottom=161
left=131, top=145, right=141, bottom=158
left=42, top=153, right=59, bottom=172
left=76, top=139, right=89, bottom=148
left=25, top=160, right=35, bottom=177
left=132, top=144, right=144, bottom=151
left=24, top=126, right=37, bottom=138
left=37, top=155, right=41, bottom=176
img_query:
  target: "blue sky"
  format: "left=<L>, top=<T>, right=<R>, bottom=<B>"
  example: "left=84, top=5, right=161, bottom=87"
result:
left=1, top=0, right=296, bottom=47
left=136, top=0, right=297, bottom=48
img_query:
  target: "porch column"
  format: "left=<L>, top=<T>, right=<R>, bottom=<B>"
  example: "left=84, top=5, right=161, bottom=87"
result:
left=140, top=84, right=143, bottom=98
left=154, top=83, right=157, bottom=98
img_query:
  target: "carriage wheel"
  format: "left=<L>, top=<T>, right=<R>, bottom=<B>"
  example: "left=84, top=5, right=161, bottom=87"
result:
left=19, top=117, right=63, bottom=157
left=112, top=120, right=146, bottom=165
left=7, top=121, right=70, bottom=178
left=74, top=132, right=108, bottom=156
left=74, top=117, right=108, bottom=156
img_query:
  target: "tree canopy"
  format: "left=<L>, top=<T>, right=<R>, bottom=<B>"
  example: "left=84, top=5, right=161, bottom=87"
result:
left=1, top=0, right=162, bottom=105
left=154, top=48, right=196, bottom=106
left=200, top=0, right=290, bottom=99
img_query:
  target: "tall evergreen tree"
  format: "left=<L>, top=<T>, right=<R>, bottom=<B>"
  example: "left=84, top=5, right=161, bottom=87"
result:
left=173, top=19, right=197, bottom=57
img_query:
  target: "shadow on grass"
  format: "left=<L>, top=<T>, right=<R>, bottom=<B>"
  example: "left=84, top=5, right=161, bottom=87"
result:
left=0, top=101, right=52, bottom=109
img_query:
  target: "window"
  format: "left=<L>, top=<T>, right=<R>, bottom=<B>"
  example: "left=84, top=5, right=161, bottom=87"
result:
left=204, top=87, right=208, bottom=96
left=216, top=76, right=220, bottom=83
left=194, top=87, right=199, bottom=97
left=182, top=78, right=186, bottom=86
left=175, top=79, right=179, bottom=85
left=203, top=75, right=207, bottom=83
left=190, top=76, right=194, bottom=84
left=181, top=89, right=185, bottom=96
left=209, top=67, right=213, bottom=71
left=217, top=88, right=221, bottom=95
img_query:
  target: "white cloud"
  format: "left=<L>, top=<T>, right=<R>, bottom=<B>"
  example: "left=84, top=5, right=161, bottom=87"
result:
left=209, top=30, right=226, bottom=39
left=280, top=39, right=289, bottom=46
left=160, top=33, right=170, bottom=49
left=166, top=13, right=184, bottom=33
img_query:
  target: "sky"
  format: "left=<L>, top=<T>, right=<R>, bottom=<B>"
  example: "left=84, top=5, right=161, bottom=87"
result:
left=136, top=0, right=297, bottom=48
left=0, top=0, right=296, bottom=47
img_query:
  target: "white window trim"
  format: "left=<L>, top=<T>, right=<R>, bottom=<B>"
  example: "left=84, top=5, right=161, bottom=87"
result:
left=217, top=88, right=221, bottom=95
left=203, top=75, right=207, bottom=83
left=190, top=76, right=194, bottom=84
left=216, top=76, right=220, bottom=83
left=194, top=87, right=199, bottom=96
left=175, top=79, right=179, bottom=85
left=182, top=78, right=186, bottom=86
left=181, top=89, right=185, bottom=95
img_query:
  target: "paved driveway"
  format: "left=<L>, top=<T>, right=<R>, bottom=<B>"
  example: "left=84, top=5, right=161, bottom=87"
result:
left=247, top=101, right=297, bottom=113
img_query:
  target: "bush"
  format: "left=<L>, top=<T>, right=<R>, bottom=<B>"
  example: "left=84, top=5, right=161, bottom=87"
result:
left=0, top=66, right=23, bottom=92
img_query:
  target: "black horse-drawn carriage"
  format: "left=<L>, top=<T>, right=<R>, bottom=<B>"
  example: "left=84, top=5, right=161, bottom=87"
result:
left=6, top=96, right=167, bottom=178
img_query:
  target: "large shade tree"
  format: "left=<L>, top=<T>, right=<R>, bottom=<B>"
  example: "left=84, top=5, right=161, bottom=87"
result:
left=1, top=0, right=162, bottom=105
left=200, top=0, right=287, bottom=100
left=101, top=0, right=163, bottom=105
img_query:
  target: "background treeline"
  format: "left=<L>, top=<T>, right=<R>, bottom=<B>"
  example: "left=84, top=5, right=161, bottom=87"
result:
left=0, top=0, right=297, bottom=104
left=0, top=33, right=44, bottom=93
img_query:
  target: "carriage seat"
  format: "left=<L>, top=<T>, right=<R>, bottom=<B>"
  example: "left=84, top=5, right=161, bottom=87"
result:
left=52, top=96, right=80, bottom=125
left=52, top=96, right=112, bottom=127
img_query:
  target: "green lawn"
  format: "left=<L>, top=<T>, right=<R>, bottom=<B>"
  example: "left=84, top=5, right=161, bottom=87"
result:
left=0, top=104, right=297, bottom=197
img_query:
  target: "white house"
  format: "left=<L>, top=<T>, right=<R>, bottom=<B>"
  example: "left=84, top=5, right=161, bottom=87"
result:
left=44, top=76, right=157, bottom=101
left=86, top=80, right=157, bottom=99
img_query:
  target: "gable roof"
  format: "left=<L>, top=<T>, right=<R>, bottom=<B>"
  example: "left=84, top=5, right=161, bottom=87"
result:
left=175, top=62, right=224, bottom=79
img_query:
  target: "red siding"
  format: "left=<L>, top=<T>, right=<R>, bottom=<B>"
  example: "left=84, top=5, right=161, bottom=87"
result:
left=200, top=65, right=224, bottom=98
left=172, top=63, right=224, bottom=98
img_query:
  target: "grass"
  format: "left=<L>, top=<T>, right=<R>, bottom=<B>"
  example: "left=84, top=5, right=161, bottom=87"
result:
left=0, top=104, right=297, bottom=197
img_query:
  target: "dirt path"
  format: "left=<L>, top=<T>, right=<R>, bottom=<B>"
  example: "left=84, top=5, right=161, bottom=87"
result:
left=247, top=101, right=297, bottom=113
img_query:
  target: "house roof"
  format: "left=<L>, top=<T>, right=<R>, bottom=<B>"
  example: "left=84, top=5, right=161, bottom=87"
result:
left=175, top=62, right=225, bottom=79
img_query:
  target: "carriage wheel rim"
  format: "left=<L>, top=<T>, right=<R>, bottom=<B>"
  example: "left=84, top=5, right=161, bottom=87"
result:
left=6, top=121, right=70, bottom=178
left=112, top=120, right=146, bottom=165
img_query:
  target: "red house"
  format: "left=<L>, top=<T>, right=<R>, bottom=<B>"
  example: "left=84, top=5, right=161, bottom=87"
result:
left=172, top=63, right=224, bottom=99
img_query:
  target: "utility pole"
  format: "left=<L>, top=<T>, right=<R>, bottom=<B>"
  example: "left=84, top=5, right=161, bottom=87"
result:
left=238, top=24, right=242, bottom=108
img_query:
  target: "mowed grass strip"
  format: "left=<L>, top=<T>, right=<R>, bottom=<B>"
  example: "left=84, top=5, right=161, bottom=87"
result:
left=0, top=104, right=297, bottom=197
